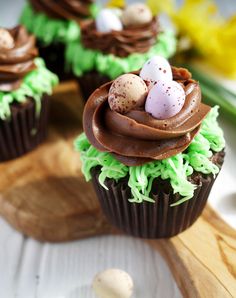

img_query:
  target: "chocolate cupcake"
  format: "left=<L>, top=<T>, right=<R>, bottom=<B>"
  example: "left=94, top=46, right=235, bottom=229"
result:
left=20, top=0, right=98, bottom=80
left=66, top=3, right=176, bottom=99
left=74, top=56, right=225, bottom=238
left=0, top=26, right=58, bottom=162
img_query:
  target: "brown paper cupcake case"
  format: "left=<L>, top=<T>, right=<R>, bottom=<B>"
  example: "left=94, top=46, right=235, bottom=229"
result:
left=0, top=96, right=50, bottom=162
left=91, top=163, right=223, bottom=238
left=77, top=71, right=110, bottom=101
left=37, top=41, right=72, bottom=81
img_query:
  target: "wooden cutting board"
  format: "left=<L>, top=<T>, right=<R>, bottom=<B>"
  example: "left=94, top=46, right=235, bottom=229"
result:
left=0, top=81, right=235, bottom=297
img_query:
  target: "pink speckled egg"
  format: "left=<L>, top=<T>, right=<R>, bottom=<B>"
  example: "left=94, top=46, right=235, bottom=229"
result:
left=140, top=56, right=173, bottom=87
left=145, top=80, right=186, bottom=119
left=108, top=74, right=148, bottom=114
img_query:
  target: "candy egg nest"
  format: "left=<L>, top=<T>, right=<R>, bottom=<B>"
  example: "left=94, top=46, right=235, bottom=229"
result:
left=108, top=56, right=186, bottom=120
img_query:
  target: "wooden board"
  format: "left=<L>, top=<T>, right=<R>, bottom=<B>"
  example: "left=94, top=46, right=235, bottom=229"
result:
left=0, top=81, right=235, bottom=297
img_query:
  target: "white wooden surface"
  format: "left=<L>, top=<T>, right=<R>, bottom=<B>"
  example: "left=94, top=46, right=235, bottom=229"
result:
left=0, top=221, right=182, bottom=298
left=0, top=1, right=236, bottom=297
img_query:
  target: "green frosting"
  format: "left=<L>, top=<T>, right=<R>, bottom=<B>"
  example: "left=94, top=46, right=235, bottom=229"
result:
left=0, top=58, right=58, bottom=120
left=65, top=30, right=177, bottom=79
left=20, top=3, right=80, bottom=45
left=74, top=107, right=225, bottom=206
left=20, top=3, right=99, bottom=45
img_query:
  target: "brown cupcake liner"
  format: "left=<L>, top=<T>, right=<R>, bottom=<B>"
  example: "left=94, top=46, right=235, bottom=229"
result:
left=77, top=71, right=110, bottom=101
left=0, top=96, right=50, bottom=162
left=37, top=41, right=72, bottom=81
left=91, top=164, right=222, bottom=238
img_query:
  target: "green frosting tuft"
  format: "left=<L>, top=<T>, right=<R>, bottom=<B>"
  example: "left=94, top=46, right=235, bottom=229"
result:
left=74, top=107, right=225, bottom=206
left=20, top=3, right=80, bottom=45
left=0, top=58, right=58, bottom=120
left=65, top=30, right=177, bottom=79
left=89, top=3, right=101, bottom=18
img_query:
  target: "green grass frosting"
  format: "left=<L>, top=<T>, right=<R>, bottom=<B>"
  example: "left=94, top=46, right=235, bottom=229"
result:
left=0, top=58, right=58, bottom=120
left=20, top=4, right=78, bottom=45
left=65, top=30, right=176, bottom=79
left=20, top=3, right=99, bottom=45
left=74, top=107, right=225, bottom=206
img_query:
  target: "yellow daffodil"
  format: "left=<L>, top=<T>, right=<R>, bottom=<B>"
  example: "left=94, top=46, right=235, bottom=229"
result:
left=106, top=0, right=125, bottom=8
left=147, top=0, right=236, bottom=78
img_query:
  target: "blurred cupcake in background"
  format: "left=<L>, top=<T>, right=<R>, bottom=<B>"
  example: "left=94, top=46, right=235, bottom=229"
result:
left=20, top=0, right=99, bottom=80
left=75, top=55, right=225, bottom=238
left=0, top=25, right=58, bottom=162
left=66, top=2, right=176, bottom=99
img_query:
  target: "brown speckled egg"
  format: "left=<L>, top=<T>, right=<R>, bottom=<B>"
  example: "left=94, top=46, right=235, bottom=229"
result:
left=121, top=3, right=152, bottom=27
left=0, top=28, right=14, bottom=49
left=108, top=74, right=148, bottom=114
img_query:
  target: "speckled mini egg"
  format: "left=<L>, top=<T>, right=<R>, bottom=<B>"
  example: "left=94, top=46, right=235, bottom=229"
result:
left=92, top=268, right=134, bottom=298
left=108, top=74, right=148, bottom=114
left=0, top=28, right=14, bottom=49
left=121, top=3, right=152, bottom=27
left=110, top=8, right=123, bottom=18
left=145, top=80, right=186, bottom=119
left=95, top=9, right=123, bottom=33
left=140, top=56, right=173, bottom=87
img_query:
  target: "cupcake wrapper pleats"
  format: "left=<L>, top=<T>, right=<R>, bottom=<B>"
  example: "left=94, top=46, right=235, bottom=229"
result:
left=0, top=96, right=50, bottom=162
left=77, top=71, right=110, bottom=101
left=91, top=167, right=220, bottom=238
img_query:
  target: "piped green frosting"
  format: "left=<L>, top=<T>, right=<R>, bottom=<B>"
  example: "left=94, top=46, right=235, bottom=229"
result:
left=20, top=3, right=80, bottom=45
left=74, top=107, right=225, bottom=206
left=0, top=58, right=58, bottom=120
left=65, top=30, right=177, bottom=79
left=20, top=3, right=99, bottom=45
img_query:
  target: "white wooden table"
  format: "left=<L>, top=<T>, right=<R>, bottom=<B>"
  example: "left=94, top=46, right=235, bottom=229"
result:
left=0, top=1, right=236, bottom=297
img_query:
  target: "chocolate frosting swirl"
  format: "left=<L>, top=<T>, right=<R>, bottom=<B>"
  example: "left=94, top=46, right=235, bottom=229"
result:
left=29, top=0, right=94, bottom=22
left=81, top=18, right=158, bottom=58
left=0, top=26, right=38, bottom=92
left=83, top=67, right=211, bottom=166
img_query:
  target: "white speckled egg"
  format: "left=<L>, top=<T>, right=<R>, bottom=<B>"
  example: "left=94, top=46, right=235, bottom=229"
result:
left=121, top=3, right=152, bottom=26
left=110, top=8, right=123, bottom=18
left=140, top=56, right=173, bottom=87
left=145, top=80, right=186, bottom=119
left=95, top=9, right=123, bottom=33
left=92, top=268, right=134, bottom=298
left=0, top=28, right=14, bottom=49
left=108, top=74, right=148, bottom=114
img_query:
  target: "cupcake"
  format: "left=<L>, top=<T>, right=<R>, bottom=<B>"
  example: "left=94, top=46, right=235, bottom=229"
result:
left=20, top=0, right=98, bottom=79
left=74, top=55, right=225, bottom=238
left=0, top=26, right=58, bottom=162
left=66, top=3, right=176, bottom=99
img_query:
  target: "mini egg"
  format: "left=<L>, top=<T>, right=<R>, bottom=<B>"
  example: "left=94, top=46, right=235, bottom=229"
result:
left=95, top=9, right=123, bottom=33
left=92, top=268, right=134, bottom=298
left=110, top=8, right=123, bottom=18
left=0, top=28, right=14, bottom=49
left=108, top=74, right=148, bottom=114
left=145, top=80, right=186, bottom=119
left=121, top=3, right=152, bottom=26
left=140, top=56, right=173, bottom=87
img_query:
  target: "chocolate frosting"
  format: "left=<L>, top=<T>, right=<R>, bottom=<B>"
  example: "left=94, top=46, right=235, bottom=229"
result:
left=83, top=67, right=211, bottom=166
left=81, top=18, right=158, bottom=58
left=0, top=26, right=38, bottom=92
left=29, top=0, right=94, bottom=22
